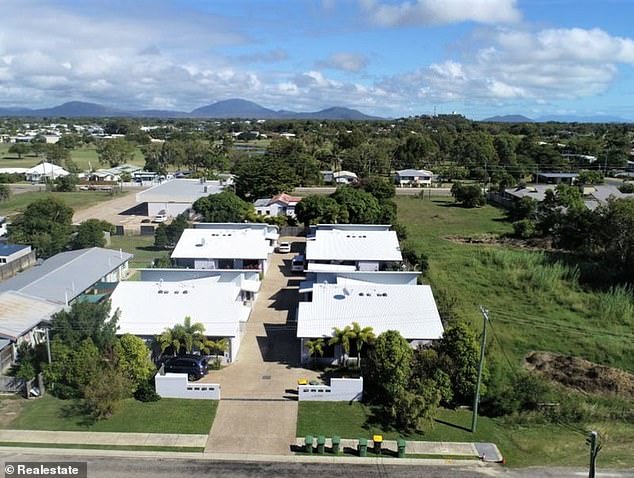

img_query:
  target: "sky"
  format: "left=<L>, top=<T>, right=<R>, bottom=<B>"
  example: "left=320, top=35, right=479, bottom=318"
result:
left=1, top=0, right=633, bottom=119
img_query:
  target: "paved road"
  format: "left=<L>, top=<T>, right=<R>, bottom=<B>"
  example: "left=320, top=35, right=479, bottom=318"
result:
left=2, top=451, right=634, bottom=478
left=293, top=186, right=451, bottom=196
left=205, top=238, right=319, bottom=455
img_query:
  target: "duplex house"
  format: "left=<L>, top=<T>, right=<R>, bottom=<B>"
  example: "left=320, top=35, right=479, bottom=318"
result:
left=171, top=223, right=278, bottom=272
left=296, top=273, right=444, bottom=365
left=136, top=179, right=224, bottom=217
left=305, top=224, right=402, bottom=272
left=395, top=169, right=434, bottom=187
left=254, top=193, right=302, bottom=218
left=110, top=269, right=259, bottom=362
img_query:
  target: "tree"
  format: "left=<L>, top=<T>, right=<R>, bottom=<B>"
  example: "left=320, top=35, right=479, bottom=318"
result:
left=450, top=182, right=485, bottom=208
left=295, top=195, right=343, bottom=227
left=509, top=196, right=538, bottom=221
left=72, top=219, right=113, bottom=249
left=350, top=322, right=375, bottom=368
left=7, top=196, right=74, bottom=258
left=154, top=223, right=169, bottom=248
left=233, top=156, right=298, bottom=200
left=192, top=191, right=254, bottom=222
left=54, top=174, right=79, bottom=192
left=113, top=334, right=155, bottom=389
left=329, top=326, right=354, bottom=364
left=97, top=138, right=135, bottom=167
left=83, top=366, right=133, bottom=419
left=43, top=338, right=101, bottom=398
left=362, top=177, right=395, bottom=201
left=158, top=316, right=206, bottom=355
left=8, top=143, right=29, bottom=159
left=366, top=330, right=413, bottom=404
left=200, top=338, right=229, bottom=357
left=391, top=379, right=441, bottom=432
left=0, top=184, right=11, bottom=202
left=46, top=143, right=71, bottom=165
left=393, top=135, right=439, bottom=170
left=577, top=170, right=604, bottom=185
left=50, top=301, right=119, bottom=351
left=305, top=338, right=325, bottom=369
left=330, top=186, right=382, bottom=223
left=434, top=323, right=485, bottom=406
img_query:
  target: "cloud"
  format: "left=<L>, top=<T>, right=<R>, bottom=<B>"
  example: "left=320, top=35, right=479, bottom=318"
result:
left=235, top=49, right=289, bottom=64
left=379, top=27, right=634, bottom=104
left=360, top=0, right=521, bottom=27
left=316, top=52, right=369, bottom=72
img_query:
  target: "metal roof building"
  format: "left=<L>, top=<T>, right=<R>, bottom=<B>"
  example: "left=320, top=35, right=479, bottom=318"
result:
left=305, top=225, right=402, bottom=263
left=136, top=179, right=224, bottom=217
left=0, top=291, right=62, bottom=341
left=0, top=247, right=132, bottom=305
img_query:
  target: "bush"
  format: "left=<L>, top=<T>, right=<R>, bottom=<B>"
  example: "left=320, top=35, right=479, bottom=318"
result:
left=83, top=367, right=133, bottom=420
left=450, top=182, right=485, bottom=208
left=133, top=378, right=161, bottom=402
left=208, top=358, right=223, bottom=370
left=618, top=182, right=634, bottom=194
left=512, top=219, right=537, bottom=238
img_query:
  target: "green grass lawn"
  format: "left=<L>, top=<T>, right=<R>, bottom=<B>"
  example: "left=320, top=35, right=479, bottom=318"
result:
left=108, top=234, right=167, bottom=269
left=5, top=395, right=217, bottom=434
left=397, top=196, right=634, bottom=373
left=0, top=191, right=126, bottom=218
left=297, top=402, right=634, bottom=468
left=0, top=144, right=145, bottom=171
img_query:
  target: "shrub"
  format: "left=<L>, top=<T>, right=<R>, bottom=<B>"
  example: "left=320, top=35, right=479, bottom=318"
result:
left=618, top=182, right=634, bottom=194
left=512, top=219, right=537, bottom=238
left=450, top=182, right=485, bottom=208
left=84, top=367, right=133, bottom=420
left=134, top=378, right=161, bottom=402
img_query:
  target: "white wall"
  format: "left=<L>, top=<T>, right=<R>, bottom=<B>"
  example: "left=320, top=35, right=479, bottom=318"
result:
left=298, top=377, right=363, bottom=401
left=147, top=202, right=191, bottom=217
left=155, top=373, right=221, bottom=399
left=357, top=260, right=379, bottom=272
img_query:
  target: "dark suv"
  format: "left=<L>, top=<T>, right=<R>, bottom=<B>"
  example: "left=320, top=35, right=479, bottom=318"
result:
left=162, top=355, right=208, bottom=381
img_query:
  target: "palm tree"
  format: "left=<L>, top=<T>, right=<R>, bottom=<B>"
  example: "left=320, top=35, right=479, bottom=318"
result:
left=350, top=322, right=375, bottom=368
left=157, top=316, right=206, bottom=355
left=305, top=338, right=325, bottom=369
left=329, top=326, right=354, bottom=365
left=201, top=338, right=229, bottom=357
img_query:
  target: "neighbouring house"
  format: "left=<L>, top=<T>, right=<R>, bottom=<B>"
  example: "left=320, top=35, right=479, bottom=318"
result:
left=88, top=170, right=120, bottom=182
left=24, top=162, right=69, bottom=182
left=0, top=247, right=132, bottom=306
left=136, top=179, right=224, bottom=218
left=500, top=184, right=634, bottom=210
left=0, top=244, right=32, bottom=266
left=254, top=193, right=302, bottom=218
left=110, top=269, right=259, bottom=362
left=296, top=275, right=444, bottom=365
left=171, top=223, right=278, bottom=272
left=0, top=291, right=63, bottom=372
left=321, top=170, right=359, bottom=185
left=305, top=224, right=402, bottom=272
left=395, top=169, right=434, bottom=187
left=535, top=172, right=578, bottom=185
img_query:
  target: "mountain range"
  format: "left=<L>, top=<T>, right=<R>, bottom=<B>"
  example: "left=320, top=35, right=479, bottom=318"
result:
left=0, top=99, right=381, bottom=121
left=482, top=113, right=633, bottom=123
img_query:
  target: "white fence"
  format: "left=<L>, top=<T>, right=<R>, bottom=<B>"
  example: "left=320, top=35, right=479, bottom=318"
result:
left=298, top=377, right=363, bottom=401
left=155, top=373, right=221, bottom=400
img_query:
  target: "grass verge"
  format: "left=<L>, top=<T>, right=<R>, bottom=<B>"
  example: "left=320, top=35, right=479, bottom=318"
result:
left=0, top=442, right=203, bottom=453
left=4, top=396, right=217, bottom=434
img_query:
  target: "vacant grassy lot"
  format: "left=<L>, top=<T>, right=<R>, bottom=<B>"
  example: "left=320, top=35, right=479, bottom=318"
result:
left=297, top=402, right=634, bottom=468
left=0, top=191, right=122, bottom=218
left=108, top=234, right=167, bottom=269
left=4, top=395, right=217, bottom=434
left=0, top=144, right=145, bottom=171
left=397, top=196, right=634, bottom=373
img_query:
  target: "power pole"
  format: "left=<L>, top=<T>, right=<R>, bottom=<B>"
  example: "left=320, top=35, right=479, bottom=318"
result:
left=45, top=328, right=52, bottom=364
left=471, top=306, right=489, bottom=433
left=587, top=431, right=602, bottom=478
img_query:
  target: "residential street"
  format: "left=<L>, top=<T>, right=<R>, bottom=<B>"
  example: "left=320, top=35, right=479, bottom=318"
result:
left=204, top=239, right=319, bottom=455
left=2, top=451, right=633, bottom=478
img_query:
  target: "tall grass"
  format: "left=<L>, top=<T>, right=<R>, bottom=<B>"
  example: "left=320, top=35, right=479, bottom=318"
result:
left=596, top=285, right=634, bottom=325
left=476, top=249, right=580, bottom=294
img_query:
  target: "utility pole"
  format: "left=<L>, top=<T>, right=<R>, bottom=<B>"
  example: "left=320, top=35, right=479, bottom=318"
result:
left=471, top=306, right=489, bottom=433
left=587, top=431, right=602, bottom=478
left=45, top=328, right=52, bottom=364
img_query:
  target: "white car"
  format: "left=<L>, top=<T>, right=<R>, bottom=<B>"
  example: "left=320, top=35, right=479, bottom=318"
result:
left=277, top=242, right=291, bottom=253
left=152, top=214, right=168, bottom=223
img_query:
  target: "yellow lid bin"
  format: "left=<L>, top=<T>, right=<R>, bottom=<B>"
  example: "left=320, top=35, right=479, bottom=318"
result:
left=297, top=378, right=308, bottom=386
left=373, top=435, right=383, bottom=443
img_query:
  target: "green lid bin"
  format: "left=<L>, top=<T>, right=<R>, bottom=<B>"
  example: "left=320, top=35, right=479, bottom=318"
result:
left=332, top=435, right=341, bottom=454
left=357, top=438, right=368, bottom=457
left=397, top=438, right=406, bottom=458
left=305, top=435, right=314, bottom=453
left=317, top=435, right=326, bottom=455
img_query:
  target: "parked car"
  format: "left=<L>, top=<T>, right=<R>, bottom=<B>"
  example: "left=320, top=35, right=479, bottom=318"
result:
left=162, top=355, right=208, bottom=381
left=291, top=254, right=305, bottom=272
left=277, top=241, right=291, bottom=253
left=152, top=214, right=167, bottom=223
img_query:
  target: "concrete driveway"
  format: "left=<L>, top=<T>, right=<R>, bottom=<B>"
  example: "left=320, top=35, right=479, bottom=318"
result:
left=72, top=187, right=149, bottom=230
left=205, top=238, right=320, bottom=455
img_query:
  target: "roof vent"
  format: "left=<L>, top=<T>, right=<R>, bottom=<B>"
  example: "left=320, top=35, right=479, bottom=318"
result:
left=174, top=290, right=179, bottom=294
left=182, top=290, right=189, bottom=295
left=158, top=290, right=163, bottom=294
left=358, top=292, right=364, bottom=296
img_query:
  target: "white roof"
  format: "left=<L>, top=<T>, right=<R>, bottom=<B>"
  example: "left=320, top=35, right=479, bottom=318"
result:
left=171, top=227, right=272, bottom=260
left=307, top=263, right=357, bottom=273
left=397, top=169, right=433, bottom=176
left=110, top=277, right=250, bottom=338
left=334, top=171, right=358, bottom=179
left=25, top=162, right=69, bottom=176
left=136, top=179, right=223, bottom=204
left=0, top=168, right=28, bottom=174
left=306, top=226, right=402, bottom=262
left=297, top=282, right=444, bottom=340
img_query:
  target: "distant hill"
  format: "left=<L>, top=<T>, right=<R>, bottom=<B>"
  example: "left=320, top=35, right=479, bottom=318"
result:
left=535, top=114, right=633, bottom=123
left=0, top=98, right=382, bottom=120
left=482, top=114, right=533, bottom=123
